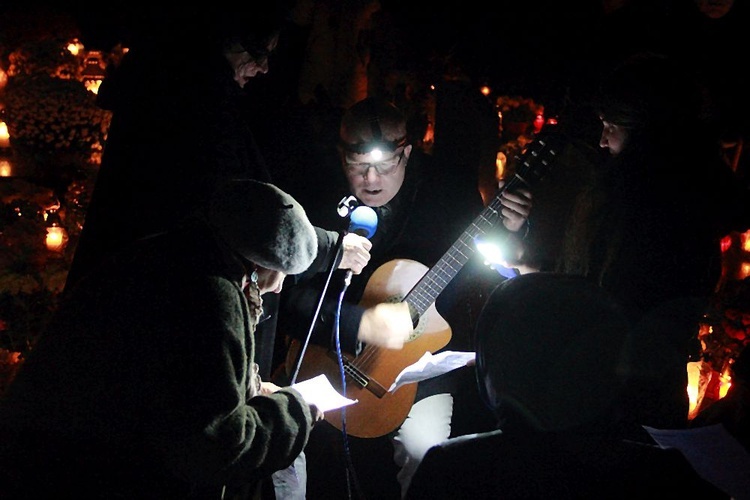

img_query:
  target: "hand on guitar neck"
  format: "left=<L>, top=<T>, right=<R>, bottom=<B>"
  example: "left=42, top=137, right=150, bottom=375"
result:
left=496, top=179, right=532, bottom=233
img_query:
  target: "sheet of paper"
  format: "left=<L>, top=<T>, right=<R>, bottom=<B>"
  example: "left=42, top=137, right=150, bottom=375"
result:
left=644, top=423, right=750, bottom=500
left=389, top=351, right=476, bottom=393
left=291, top=374, right=358, bottom=413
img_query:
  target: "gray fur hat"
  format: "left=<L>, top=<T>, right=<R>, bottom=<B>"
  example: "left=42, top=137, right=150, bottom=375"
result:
left=207, top=179, right=317, bottom=275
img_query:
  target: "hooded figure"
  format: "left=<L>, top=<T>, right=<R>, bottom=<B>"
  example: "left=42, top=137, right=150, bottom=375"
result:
left=65, top=2, right=294, bottom=290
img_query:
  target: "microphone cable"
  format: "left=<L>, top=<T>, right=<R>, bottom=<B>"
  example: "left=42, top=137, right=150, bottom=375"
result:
left=334, top=274, right=367, bottom=500
left=289, top=231, right=346, bottom=385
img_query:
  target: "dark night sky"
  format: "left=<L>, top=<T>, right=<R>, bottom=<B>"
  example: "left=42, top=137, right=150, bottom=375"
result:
left=0, top=1, right=681, bottom=110
left=68, top=1, right=590, bottom=52
left=3, top=1, right=613, bottom=66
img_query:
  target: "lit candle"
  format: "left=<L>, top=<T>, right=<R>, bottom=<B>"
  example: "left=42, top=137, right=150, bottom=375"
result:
left=84, top=79, right=103, bottom=94
left=46, top=226, right=67, bottom=252
left=0, top=121, right=10, bottom=149
left=0, top=159, right=11, bottom=177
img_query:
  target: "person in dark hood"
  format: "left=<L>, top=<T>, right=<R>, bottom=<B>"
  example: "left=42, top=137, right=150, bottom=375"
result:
left=66, top=3, right=288, bottom=290
left=64, top=0, right=372, bottom=385
left=515, top=52, right=748, bottom=440
left=0, top=179, right=324, bottom=498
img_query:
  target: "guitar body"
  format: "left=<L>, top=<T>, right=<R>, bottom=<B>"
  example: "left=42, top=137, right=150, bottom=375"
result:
left=286, top=259, right=451, bottom=438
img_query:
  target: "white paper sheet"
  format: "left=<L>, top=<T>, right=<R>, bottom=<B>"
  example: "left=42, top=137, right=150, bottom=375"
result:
left=644, top=423, right=750, bottom=500
left=388, top=351, right=476, bottom=393
left=291, top=374, right=358, bottom=413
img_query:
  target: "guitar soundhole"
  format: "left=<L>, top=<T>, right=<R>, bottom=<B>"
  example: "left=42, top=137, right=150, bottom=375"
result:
left=408, top=317, right=427, bottom=342
left=385, top=295, right=426, bottom=342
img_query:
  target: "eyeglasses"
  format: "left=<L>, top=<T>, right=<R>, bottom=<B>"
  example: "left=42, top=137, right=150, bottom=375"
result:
left=344, top=150, right=405, bottom=177
left=247, top=47, right=271, bottom=64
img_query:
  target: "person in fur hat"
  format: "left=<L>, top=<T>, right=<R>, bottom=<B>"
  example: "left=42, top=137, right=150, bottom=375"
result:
left=0, top=179, right=325, bottom=499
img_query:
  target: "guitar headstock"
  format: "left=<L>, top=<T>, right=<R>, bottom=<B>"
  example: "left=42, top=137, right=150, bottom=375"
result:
left=510, top=124, right=566, bottom=188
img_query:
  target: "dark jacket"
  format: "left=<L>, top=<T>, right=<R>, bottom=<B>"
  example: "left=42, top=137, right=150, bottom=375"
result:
left=279, top=149, right=495, bottom=359
left=275, top=147, right=503, bottom=443
left=66, top=42, right=272, bottom=291
left=65, top=42, right=339, bottom=379
left=406, top=430, right=730, bottom=500
left=0, top=218, right=313, bottom=498
left=554, top=126, right=747, bottom=434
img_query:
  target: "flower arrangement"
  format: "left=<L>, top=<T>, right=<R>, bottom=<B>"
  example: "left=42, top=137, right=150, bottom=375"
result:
left=7, top=39, right=81, bottom=80
left=0, top=179, right=72, bottom=354
left=0, top=37, right=106, bottom=364
left=698, top=276, right=750, bottom=375
left=3, top=74, right=111, bottom=157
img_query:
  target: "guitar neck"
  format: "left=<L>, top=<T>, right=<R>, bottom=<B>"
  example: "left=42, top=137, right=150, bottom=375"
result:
left=402, top=189, right=505, bottom=317
left=403, top=127, right=564, bottom=318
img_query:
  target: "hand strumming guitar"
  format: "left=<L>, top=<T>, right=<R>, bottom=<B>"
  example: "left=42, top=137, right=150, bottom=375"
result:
left=357, top=302, right=413, bottom=349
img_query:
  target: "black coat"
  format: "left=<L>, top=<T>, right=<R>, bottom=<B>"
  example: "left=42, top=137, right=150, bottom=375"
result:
left=279, top=148, right=497, bottom=360
left=66, top=43, right=272, bottom=290
left=64, top=42, right=340, bottom=379
left=406, top=430, right=730, bottom=500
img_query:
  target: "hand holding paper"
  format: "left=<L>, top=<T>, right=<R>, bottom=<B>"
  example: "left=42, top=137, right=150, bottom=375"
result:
left=292, top=374, right=358, bottom=413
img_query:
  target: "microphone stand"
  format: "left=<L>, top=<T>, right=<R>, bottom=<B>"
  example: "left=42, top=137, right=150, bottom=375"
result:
left=289, top=230, right=347, bottom=385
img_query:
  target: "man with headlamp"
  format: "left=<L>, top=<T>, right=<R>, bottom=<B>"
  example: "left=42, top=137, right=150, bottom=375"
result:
left=277, top=96, right=533, bottom=498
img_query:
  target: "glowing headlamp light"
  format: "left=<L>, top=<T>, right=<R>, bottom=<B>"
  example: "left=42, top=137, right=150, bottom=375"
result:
left=339, top=136, right=407, bottom=156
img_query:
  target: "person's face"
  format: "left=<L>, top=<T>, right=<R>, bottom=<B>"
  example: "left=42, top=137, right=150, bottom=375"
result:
left=255, top=266, right=286, bottom=294
left=694, top=0, right=735, bottom=19
left=226, top=36, right=278, bottom=88
left=599, top=118, right=629, bottom=156
left=342, top=145, right=411, bottom=207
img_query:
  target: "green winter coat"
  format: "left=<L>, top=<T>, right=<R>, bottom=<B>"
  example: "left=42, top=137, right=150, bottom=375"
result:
left=0, top=218, right=314, bottom=498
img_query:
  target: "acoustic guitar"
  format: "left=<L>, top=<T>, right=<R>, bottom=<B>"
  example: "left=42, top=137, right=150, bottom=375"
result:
left=286, top=126, right=565, bottom=438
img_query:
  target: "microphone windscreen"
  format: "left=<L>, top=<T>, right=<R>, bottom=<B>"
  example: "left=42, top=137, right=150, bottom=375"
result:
left=349, top=205, right=378, bottom=238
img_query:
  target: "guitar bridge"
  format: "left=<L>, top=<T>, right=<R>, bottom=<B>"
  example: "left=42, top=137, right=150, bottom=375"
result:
left=327, top=352, right=387, bottom=398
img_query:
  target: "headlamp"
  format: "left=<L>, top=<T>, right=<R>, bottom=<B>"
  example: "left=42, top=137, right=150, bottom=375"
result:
left=339, top=136, right=407, bottom=156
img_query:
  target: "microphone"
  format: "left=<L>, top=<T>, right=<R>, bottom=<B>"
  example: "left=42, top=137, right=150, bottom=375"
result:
left=344, top=205, right=377, bottom=283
